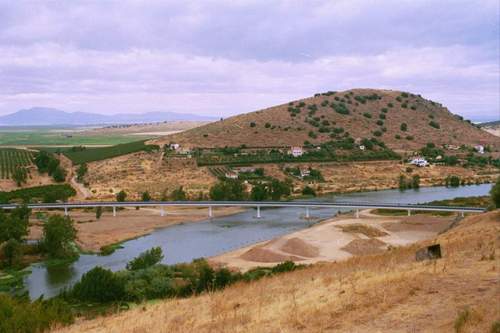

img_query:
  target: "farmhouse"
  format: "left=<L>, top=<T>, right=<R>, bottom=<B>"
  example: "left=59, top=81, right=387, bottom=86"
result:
left=289, top=146, right=303, bottom=157
left=410, top=157, right=429, bottom=167
left=299, top=167, right=311, bottom=178
left=224, top=171, right=238, bottom=179
left=474, top=145, right=485, bottom=154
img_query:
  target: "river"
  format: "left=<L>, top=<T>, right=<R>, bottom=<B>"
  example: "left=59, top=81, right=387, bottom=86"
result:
left=25, top=183, right=492, bottom=299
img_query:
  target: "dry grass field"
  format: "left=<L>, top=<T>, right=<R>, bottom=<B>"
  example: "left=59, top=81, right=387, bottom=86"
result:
left=53, top=210, right=500, bottom=333
left=152, top=89, right=500, bottom=150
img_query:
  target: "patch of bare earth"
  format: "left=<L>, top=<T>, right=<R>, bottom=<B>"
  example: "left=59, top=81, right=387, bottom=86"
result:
left=53, top=210, right=500, bottom=333
left=335, top=223, right=389, bottom=237
left=240, top=246, right=304, bottom=263
left=341, top=238, right=387, bottom=256
left=280, top=237, right=319, bottom=258
left=383, top=215, right=454, bottom=233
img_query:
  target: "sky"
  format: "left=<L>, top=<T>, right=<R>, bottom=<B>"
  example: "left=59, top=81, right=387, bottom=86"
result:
left=0, top=0, right=499, bottom=122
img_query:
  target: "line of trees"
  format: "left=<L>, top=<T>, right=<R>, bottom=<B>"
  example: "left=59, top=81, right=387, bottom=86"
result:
left=34, top=151, right=66, bottom=182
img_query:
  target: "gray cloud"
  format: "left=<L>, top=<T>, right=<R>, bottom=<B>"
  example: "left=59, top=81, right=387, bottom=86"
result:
left=0, top=0, right=498, bottom=121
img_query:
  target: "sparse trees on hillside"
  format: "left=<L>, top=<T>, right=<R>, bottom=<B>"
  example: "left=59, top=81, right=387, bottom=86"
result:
left=209, top=180, right=245, bottom=201
left=76, top=163, right=88, bottom=183
left=12, top=167, right=27, bottom=186
left=400, top=123, right=408, bottom=131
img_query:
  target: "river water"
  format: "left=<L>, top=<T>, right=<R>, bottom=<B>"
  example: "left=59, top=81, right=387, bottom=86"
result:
left=25, top=183, right=492, bottom=299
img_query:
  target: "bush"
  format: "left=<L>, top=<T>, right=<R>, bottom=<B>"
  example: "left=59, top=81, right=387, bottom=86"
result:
left=2, top=239, right=23, bottom=267
left=141, top=191, right=151, bottom=201
left=210, top=180, right=246, bottom=201
left=171, top=186, right=187, bottom=201
left=0, top=184, right=76, bottom=204
left=376, top=120, right=384, bottom=126
left=0, top=294, right=73, bottom=333
left=395, top=134, right=401, bottom=139
left=0, top=206, right=30, bottom=243
left=127, top=247, right=164, bottom=271
left=250, top=122, right=256, bottom=127
left=42, top=215, right=77, bottom=259
left=363, top=112, right=372, bottom=119
left=271, top=261, right=297, bottom=273
left=446, top=175, right=461, bottom=187
left=302, top=186, right=316, bottom=196
left=400, top=123, right=408, bottom=131
left=71, top=266, right=125, bottom=302
left=381, top=108, right=388, bottom=113
left=429, top=121, right=440, bottom=129
left=373, top=130, right=382, bottom=137
left=12, top=167, right=28, bottom=186
left=490, top=177, right=500, bottom=208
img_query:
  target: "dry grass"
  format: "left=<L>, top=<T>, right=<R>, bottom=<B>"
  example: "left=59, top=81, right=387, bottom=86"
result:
left=54, top=210, right=500, bottom=333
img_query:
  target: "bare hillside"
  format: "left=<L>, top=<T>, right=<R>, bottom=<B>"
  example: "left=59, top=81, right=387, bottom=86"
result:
left=54, top=210, right=500, bottom=333
left=153, top=89, right=500, bottom=150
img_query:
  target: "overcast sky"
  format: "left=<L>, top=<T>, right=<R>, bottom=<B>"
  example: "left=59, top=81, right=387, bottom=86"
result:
left=0, top=1, right=499, bottom=121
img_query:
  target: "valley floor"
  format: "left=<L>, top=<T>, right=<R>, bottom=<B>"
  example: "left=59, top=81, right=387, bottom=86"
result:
left=53, top=210, right=499, bottom=333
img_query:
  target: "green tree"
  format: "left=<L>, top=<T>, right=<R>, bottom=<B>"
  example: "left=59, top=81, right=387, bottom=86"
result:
left=490, top=177, right=500, bottom=208
left=0, top=206, right=30, bottom=243
left=95, top=206, right=102, bottom=220
left=52, top=166, right=66, bottom=182
left=302, top=186, right=316, bottom=196
left=270, top=179, right=291, bottom=200
left=398, top=175, right=407, bottom=190
left=76, top=163, right=88, bottom=183
left=141, top=191, right=151, bottom=201
left=126, top=247, right=164, bottom=271
left=116, top=190, right=127, bottom=202
left=251, top=183, right=268, bottom=201
left=209, top=180, right=245, bottom=201
left=71, top=266, right=125, bottom=302
left=411, top=175, right=420, bottom=189
left=12, top=167, right=28, bottom=186
left=171, top=186, right=187, bottom=201
left=400, top=123, right=408, bottom=131
left=2, top=239, right=23, bottom=267
left=42, top=215, right=77, bottom=259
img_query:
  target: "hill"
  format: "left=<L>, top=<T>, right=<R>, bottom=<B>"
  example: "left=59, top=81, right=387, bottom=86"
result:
left=54, top=210, right=500, bottom=333
left=480, top=120, right=500, bottom=138
left=0, top=107, right=217, bottom=126
left=153, top=89, right=500, bottom=150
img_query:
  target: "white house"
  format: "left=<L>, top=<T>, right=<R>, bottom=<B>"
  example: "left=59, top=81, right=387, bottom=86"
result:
left=289, top=146, right=303, bottom=157
left=225, top=171, right=238, bottom=179
left=359, top=145, right=366, bottom=151
left=474, top=145, right=485, bottom=154
left=299, top=167, right=311, bottom=178
left=169, top=143, right=180, bottom=150
left=410, top=157, right=429, bottom=167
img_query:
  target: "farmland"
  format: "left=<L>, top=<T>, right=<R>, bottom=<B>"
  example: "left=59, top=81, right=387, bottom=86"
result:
left=63, top=140, right=160, bottom=164
left=0, top=148, right=34, bottom=179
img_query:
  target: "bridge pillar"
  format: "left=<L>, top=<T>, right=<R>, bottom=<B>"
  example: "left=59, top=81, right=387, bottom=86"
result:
left=64, top=207, right=68, bottom=216
left=407, top=210, right=411, bottom=216
left=460, top=211, right=464, bottom=217
left=305, top=207, right=310, bottom=219
left=113, top=206, right=116, bottom=217
left=355, top=209, right=359, bottom=219
left=160, top=206, right=165, bottom=217
left=256, top=205, right=261, bottom=219
left=208, top=206, right=213, bottom=218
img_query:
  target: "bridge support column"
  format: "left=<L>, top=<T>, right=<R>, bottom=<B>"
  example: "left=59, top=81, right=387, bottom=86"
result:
left=256, top=206, right=261, bottom=219
left=460, top=211, right=464, bottom=217
left=208, top=206, right=213, bottom=218
left=160, top=206, right=165, bottom=217
left=407, top=210, right=411, bottom=216
left=113, top=206, right=116, bottom=217
left=64, top=207, right=68, bottom=216
left=305, top=207, right=310, bottom=219
left=355, top=209, right=359, bottom=219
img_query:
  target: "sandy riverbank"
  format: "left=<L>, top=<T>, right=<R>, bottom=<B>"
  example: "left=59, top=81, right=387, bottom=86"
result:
left=28, top=206, right=245, bottom=252
left=210, top=209, right=456, bottom=271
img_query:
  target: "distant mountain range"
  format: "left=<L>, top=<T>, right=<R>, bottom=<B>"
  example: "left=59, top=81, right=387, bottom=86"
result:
left=0, top=107, right=217, bottom=126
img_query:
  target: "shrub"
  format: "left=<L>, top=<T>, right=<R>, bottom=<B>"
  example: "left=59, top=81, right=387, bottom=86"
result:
left=429, top=121, right=440, bottom=129
left=387, top=103, right=394, bottom=108
left=302, top=186, right=316, bottom=196
left=379, top=113, right=386, bottom=120
left=373, top=130, right=382, bottom=137
left=71, top=266, right=125, bottom=302
left=127, top=247, right=164, bottom=271
left=141, top=191, right=151, bottom=201
left=401, top=103, right=408, bottom=108
left=41, top=215, right=77, bottom=259
left=12, top=167, right=28, bottom=186
left=171, top=186, right=187, bottom=201
left=0, top=206, right=30, bottom=243
left=308, top=131, right=317, bottom=139
left=249, top=122, right=256, bottom=127
left=52, top=166, right=66, bottom=182
left=210, top=180, right=246, bottom=201
left=401, top=92, right=409, bottom=98
left=381, top=108, right=388, bottom=113
left=264, top=122, right=271, bottom=128
left=2, top=239, right=23, bottom=267
left=400, top=123, right=408, bottom=131
left=96, top=206, right=102, bottom=220
left=116, top=190, right=127, bottom=202
left=271, top=261, right=296, bottom=273
left=395, top=134, right=401, bottom=139
left=446, top=175, right=461, bottom=187
left=406, top=135, right=414, bottom=140
left=376, top=120, right=384, bottom=126
left=490, top=177, right=500, bottom=208
left=363, top=112, right=372, bottom=119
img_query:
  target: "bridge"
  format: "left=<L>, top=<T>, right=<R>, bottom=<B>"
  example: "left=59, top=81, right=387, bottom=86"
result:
left=0, top=200, right=486, bottom=219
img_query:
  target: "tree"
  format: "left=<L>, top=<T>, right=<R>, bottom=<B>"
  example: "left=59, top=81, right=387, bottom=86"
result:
left=412, top=175, right=420, bottom=189
left=47, top=158, right=60, bottom=176
left=52, top=166, right=66, bottom=182
left=12, top=167, right=28, bottom=186
left=0, top=206, right=30, bottom=243
left=34, top=151, right=52, bottom=172
left=209, top=180, right=245, bottom=201
left=171, top=186, right=187, bottom=201
left=141, top=191, right=151, bottom=202
left=399, top=175, right=407, bottom=190
left=71, top=266, right=124, bottom=302
left=2, top=239, right=23, bottom=267
left=116, top=190, right=127, bottom=202
left=95, top=206, right=102, bottom=220
left=400, top=123, right=408, bottom=131
left=490, top=177, right=500, bottom=208
left=251, top=183, right=268, bottom=201
left=76, top=163, right=88, bottom=183
left=270, top=179, right=291, bottom=200
left=42, top=215, right=77, bottom=259
left=126, top=247, right=164, bottom=271
left=302, top=186, right=316, bottom=196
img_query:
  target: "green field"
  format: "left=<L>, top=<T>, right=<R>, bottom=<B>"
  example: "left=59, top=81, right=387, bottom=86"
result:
left=62, top=140, right=160, bottom=164
left=0, top=148, right=34, bottom=179
left=0, top=127, right=153, bottom=146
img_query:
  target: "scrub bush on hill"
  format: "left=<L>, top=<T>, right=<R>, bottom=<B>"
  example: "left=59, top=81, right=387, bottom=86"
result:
left=71, top=266, right=125, bottom=303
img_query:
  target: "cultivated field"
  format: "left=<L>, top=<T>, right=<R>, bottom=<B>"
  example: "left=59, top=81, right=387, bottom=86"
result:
left=0, top=148, right=34, bottom=179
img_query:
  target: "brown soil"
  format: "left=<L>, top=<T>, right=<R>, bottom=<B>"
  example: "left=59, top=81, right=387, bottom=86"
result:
left=280, top=237, right=319, bottom=258
left=335, top=223, right=388, bottom=237
left=240, top=246, right=304, bottom=263
left=382, top=215, right=454, bottom=233
left=341, top=238, right=387, bottom=256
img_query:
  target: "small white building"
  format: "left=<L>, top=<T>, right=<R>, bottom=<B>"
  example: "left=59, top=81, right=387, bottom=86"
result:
left=169, top=143, right=180, bottom=150
left=410, top=157, right=429, bottom=167
left=474, top=145, right=485, bottom=154
left=359, top=145, right=365, bottom=151
left=289, top=146, right=303, bottom=157
left=300, top=168, right=311, bottom=178
left=225, top=171, right=238, bottom=179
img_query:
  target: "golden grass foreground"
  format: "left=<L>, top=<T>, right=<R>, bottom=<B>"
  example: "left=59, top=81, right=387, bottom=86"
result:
left=54, top=210, right=500, bottom=333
